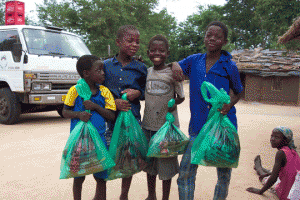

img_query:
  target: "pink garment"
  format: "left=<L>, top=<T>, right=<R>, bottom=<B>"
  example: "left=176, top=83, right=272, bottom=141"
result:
left=275, top=146, right=300, bottom=200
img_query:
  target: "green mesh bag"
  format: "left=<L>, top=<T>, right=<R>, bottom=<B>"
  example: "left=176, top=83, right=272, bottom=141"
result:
left=191, top=81, right=240, bottom=168
left=106, top=93, right=149, bottom=180
left=147, top=99, right=189, bottom=158
left=59, top=79, right=115, bottom=179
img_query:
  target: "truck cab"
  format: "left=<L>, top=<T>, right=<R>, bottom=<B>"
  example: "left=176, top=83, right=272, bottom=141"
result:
left=0, top=25, right=91, bottom=124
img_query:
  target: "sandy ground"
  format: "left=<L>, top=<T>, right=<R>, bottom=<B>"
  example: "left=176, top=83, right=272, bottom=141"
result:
left=0, top=81, right=299, bottom=200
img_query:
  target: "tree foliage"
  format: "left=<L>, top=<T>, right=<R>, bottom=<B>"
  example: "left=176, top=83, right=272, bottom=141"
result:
left=0, top=0, right=5, bottom=25
left=223, top=0, right=300, bottom=49
left=175, top=0, right=300, bottom=53
left=9, top=0, right=298, bottom=64
left=174, top=5, right=235, bottom=61
left=36, top=0, right=177, bottom=66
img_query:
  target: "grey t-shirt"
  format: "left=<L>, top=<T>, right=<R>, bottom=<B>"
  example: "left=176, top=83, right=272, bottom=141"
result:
left=142, top=67, right=185, bottom=131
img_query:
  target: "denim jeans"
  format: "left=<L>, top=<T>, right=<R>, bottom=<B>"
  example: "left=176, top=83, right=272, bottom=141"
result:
left=177, top=137, right=232, bottom=200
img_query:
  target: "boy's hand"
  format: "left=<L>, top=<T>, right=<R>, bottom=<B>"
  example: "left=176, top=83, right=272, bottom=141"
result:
left=121, top=89, right=141, bottom=101
left=218, top=103, right=231, bottom=115
left=79, top=111, right=92, bottom=122
left=168, top=104, right=177, bottom=113
left=170, top=62, right=184, bottom=82
left=115, top=99, right=131, bottom=111
left=83, top=100, right=96, bottom=111
left=246, top=187, right=262, bottom=195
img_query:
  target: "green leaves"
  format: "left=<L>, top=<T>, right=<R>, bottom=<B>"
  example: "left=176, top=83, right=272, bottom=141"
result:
left=31, top=0, right=299, bottom=64
left=36, top=0, right=178, bottom=66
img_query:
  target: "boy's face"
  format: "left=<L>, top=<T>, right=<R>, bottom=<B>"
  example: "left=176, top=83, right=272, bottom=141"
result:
left=147, top=40, right=169, bottom=67
left=87, top=60, right=105, bottom=84
left=204, top=25, right=228, bottom=52
left=116, top=30, right=140, bottom=57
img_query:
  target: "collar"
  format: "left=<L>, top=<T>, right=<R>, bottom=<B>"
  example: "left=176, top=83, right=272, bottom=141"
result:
left=203, top=50, right=232, bottom=62
left=112, top=55, right=119, bottom=64
left=111, top=54, right=138, bottom=65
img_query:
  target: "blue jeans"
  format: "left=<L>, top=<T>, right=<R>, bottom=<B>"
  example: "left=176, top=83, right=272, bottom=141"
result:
left=177, top=137, right=232, bottom=200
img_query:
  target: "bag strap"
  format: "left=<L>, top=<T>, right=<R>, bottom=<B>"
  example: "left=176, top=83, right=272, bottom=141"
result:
left=75, top=78, right=92, bottom=101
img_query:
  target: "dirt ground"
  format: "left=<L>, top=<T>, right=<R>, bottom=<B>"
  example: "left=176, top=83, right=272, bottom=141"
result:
left=0, top=81, right=299, bottom=200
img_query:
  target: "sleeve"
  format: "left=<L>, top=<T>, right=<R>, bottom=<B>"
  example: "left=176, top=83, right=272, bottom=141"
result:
left=178, top=54, right=194, bottom=78
left=174, top=81, right=185, bottom=99
left=137, top=63, right=148, bottom=100
left=64, top=86, right=78, bottom=107
left=228, top=61, right=244, bottom=94
left=100, top=85, right=117, bottom=111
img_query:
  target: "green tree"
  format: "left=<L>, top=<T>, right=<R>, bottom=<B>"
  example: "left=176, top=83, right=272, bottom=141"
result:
left=223, top=0, right=300, bottom=49
left=174, top=5, right=235, bottom=61
left=223, top=0, right=263, bottom=49
left=0, top=0, right=5, bottom=25
left=254, top=0, right=300, bottom=49
left=36, top=0, right=177, bottom=66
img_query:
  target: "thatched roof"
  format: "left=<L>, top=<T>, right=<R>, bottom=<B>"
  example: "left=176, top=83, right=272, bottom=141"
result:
left=278, top=17, right=300, bottom=44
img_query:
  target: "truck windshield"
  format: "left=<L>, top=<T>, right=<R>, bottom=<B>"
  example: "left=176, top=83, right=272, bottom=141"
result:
left=22, top=28, right=91, bottom=57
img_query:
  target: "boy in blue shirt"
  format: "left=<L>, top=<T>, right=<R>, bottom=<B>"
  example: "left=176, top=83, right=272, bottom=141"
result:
left=103, top=25, right=147, bottom=200
left=172, top=21, right=243, bottom=200
left=62, top=55, right=116, bottom=200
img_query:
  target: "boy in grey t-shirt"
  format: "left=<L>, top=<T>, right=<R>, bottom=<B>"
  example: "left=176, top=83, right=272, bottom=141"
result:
left=142, top=35, right=185, bottom=200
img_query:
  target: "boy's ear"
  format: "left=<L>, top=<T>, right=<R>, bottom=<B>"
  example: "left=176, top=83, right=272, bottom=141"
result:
left=82, top=69, right=89, bottom=78
left=116, top=38, right=121, bottom=47
left=223, top=39, right=228, bottom=46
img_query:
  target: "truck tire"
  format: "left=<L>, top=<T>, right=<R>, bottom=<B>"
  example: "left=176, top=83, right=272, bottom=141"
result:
left=56, top=104, right=64, bottom=118
left=0, top=88, right=21, bottom=124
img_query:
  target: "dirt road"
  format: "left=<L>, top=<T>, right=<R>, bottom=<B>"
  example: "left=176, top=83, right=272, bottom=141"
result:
left=0, top=82, right=299, bottom=200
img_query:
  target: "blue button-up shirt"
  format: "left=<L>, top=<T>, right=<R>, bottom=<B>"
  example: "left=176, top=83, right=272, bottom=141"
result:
left=179, top=50, right=243, bottom=137
left=103, top=56, right=147, bottom=120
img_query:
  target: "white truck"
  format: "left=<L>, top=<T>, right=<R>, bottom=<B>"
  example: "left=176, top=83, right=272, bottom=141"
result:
left=0, top=25, right=91, bottom=124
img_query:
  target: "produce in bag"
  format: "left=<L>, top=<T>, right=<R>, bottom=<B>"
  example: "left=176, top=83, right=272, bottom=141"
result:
left=106, top=93, right=149, bottom=180
left=147, top=99, right=189, bottom=158
left=191, top=81, right=240, bottom=168
left=59, top=79, right=115, bottom=179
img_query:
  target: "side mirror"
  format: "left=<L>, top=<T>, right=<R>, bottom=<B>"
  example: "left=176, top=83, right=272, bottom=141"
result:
left=23, top=54, right=28, bottom=64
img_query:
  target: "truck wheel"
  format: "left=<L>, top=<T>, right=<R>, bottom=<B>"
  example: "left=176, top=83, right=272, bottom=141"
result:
left=0, top=88, right=21, bottom=124
left=56, top=105, right=64, bottom=118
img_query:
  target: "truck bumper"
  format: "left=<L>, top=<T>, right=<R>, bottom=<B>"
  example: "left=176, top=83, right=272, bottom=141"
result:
left=29, top=94, right=66, bottom=104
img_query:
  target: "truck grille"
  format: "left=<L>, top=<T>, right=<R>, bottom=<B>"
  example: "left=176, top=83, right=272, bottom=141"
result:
left=52, top=83, right=74, bottom=90
left=25, top=71, right=80, bottom=93
left=38, top=73, right=80, bottom=80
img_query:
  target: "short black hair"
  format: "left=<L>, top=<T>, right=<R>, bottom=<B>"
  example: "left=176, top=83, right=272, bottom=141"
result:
left=76, top=55, right=100, bottom=78
left=117, top=25, right=139, bottom=39
left=148, top=34, right=169, bottom=50
left=206, top=21, right=228, bottom=40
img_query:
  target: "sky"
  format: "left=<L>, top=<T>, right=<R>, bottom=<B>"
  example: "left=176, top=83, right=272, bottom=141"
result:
left=17, top=0, right=227, bottom=23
